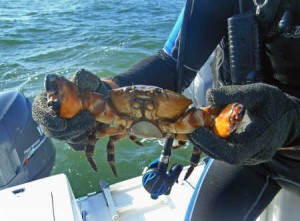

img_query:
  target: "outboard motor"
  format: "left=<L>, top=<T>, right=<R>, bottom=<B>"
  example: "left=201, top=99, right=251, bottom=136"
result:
left=0, top=90, right=55, bottom=190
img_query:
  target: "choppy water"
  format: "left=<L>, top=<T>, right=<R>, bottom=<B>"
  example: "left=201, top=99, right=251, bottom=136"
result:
left=0, top=0, right=194, bottom=197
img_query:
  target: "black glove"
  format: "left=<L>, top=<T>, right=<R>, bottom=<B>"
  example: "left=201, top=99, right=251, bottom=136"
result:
left=32, top=69, right=111, bottom=151
left=188, top=83, right=300, bottom=165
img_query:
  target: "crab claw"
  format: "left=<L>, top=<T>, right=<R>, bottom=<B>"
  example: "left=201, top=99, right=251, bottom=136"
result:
left=213, top=103, right=245, bottom=138
left=45, top=74, right=60, bottom=94
left=45, top=74, right=62, bottom=115
left=44, top=73, right=83, bottom=119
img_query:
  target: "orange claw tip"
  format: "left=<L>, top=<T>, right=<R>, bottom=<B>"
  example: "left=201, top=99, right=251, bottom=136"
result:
left=213, top=103, right=246, bottom=138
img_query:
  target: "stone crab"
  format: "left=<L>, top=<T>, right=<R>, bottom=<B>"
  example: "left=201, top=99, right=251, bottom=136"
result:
left=44, top=74, right=245, bottom=179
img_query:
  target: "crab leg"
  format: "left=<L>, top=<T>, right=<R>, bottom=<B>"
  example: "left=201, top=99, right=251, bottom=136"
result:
left=93, top=128, right=143, bottom=176
left=107, top=136, right=118, bottom=177
left=94, top=127, right=126, bottom=137
left=172, top=134, right=202, bottom=180
left=84, top=126, right=127, bottom=173
left=86, top=133, right=98, bottom=172
left=184, top=147, right=201, bottom=180
left=162, top=105, right=244, bottom=180
left=160, top=103, right=245, bottom=138
left=171, top=140, right=187, bottom=149
left=107, top=133, right=129, bottom=177
left=106, top=133, right=144, bottom=177
left=91, top=127, right=127, bottom=175
left=129, top=135, right=143, bottom=146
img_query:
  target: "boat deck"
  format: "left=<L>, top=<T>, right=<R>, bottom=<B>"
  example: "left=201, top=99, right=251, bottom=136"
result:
left=77, top=165, right=203, bottom=221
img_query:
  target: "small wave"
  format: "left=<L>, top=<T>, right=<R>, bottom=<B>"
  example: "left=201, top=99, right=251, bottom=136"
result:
left=0, top=39, right=31, bottom=46
left=24, top=27, right=50, bottom=33
left=23, top=43, right=89, bottom=62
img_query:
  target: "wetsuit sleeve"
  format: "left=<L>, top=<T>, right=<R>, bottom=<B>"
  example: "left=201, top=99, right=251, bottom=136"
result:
left=113, top=0, right=242, bottom=91
left=111, top=9, right=184, bottom=91
left=112, top=50, right=179, bottom=91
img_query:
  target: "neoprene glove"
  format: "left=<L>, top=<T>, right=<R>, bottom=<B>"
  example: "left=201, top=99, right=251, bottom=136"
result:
left=188, top=83, right=300, bottom=165
left=32, top=69, right=110, bottom=151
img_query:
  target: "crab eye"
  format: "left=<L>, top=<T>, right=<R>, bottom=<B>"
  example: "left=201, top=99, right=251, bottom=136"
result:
left=153, top=88, right=163, bottom=94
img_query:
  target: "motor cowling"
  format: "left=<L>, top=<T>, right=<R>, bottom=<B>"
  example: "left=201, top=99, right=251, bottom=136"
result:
left=0, top=90, right=55, bottom=190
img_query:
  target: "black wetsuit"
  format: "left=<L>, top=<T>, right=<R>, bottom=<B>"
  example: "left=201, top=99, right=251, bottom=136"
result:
left=113, top=0, right=300, bottom=220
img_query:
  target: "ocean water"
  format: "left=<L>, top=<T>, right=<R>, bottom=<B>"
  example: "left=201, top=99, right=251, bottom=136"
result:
left=0, top=0, right=194, bottom=197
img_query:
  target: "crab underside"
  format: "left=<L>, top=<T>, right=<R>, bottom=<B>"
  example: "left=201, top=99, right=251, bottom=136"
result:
left=45, top=74, right=245, bottom=180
